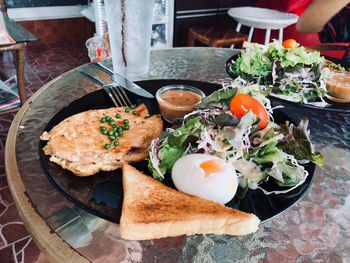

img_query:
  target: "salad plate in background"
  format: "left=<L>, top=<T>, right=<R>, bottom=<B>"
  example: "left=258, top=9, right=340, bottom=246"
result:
left=225, top=41, right=350, bottom=112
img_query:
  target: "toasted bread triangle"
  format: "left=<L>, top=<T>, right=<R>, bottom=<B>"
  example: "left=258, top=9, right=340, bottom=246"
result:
left=120, top=164, right=260, bottom=240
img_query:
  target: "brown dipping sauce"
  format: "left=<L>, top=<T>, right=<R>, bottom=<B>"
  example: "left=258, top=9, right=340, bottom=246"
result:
left=158, top=89, right=202, bottom=122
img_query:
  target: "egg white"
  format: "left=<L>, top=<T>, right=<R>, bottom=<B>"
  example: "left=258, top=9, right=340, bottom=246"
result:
left=171, top=154, right=238, bottom=204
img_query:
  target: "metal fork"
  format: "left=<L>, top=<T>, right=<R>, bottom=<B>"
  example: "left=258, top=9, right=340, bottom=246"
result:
left=79, top=70, right=133, bottom=107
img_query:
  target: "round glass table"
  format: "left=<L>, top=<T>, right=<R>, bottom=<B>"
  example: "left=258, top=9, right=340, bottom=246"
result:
left=5, top=48, right=350, bottom=262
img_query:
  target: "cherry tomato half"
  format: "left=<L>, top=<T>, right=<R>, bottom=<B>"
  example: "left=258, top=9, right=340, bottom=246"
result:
left=229, top=94, right=269, bottom=129
left=282, top=39, right=300, bottom=49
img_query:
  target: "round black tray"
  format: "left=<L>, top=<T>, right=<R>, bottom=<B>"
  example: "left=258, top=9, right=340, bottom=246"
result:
left=39, top=79, right=316, bottom=223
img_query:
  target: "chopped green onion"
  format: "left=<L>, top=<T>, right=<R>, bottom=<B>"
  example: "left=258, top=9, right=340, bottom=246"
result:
left=132, top=110, right=138, bottom=115
left=102, top=129, right=108, bottom=135
left=118, top=130, right=123, bottom=136
left=109, top=135, right=116, bottom=141
left=123, top=119, right=129, bottom=124
left=108, top=131, right=114, bottom=136
left=104, top=143, right=111, bottom=150
left=123, top=125, right=130, bottom=130
left=115, top=113, right=121, bottom=118
left=130, top=104, right=137, bottom=109
left=125, top=107, right=130, bottom=113
left=100, top=117, right=106, bottom=123
left=113, top=141, right=120, bottom=147
left=109, top=120, right=116, bottom=126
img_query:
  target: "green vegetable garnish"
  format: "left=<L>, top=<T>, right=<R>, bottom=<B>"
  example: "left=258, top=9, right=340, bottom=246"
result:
left=278, top=118, right=324, bottom=166
left=100, top=117, right=106, bottom=123
left=123, top=119, right=129, bottom=125
left=109, top=135, right=116, bottom=141
left=104, top=143, right=111, bottom=150
left=195, top=89, right=237, bottom=109
left=115, top=113, right=121, bottom=118
left=118, top=130, right=123, bottom=136
left=108, top=131, right=114, bottom=136
left=123, top=125, right=130, bottom=130
left=113, top=141, right=120, bottom=147
left=109, top=120, right=115, bottom=126
left=102, top=129, right=108, bottom=135
left=214, top=113, right=240, bottom=127
left=125, top=107, right=130, bottom=113
left=167, top=116, right=204, bottom=148
left=327, top=63, right=350, bottom=71
left=132, top=110, right=138, bottom=115
left=159, top=144, right=184, bottom=171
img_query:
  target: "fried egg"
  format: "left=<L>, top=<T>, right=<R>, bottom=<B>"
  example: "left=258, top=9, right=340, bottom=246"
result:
left=171, top=154, right=238, bottom=204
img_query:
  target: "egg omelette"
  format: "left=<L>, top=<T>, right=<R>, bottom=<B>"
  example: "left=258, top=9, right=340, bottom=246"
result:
left=40, top=104, right=163, bottom=176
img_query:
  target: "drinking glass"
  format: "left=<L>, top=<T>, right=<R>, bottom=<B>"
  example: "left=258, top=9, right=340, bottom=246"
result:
left=104, top=0, right=154, bottom=77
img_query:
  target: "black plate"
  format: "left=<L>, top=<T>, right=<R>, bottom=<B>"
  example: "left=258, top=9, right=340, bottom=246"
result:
left=39, top=79, right=316, bottom=223
left=225, top=53, right=350, bottom=112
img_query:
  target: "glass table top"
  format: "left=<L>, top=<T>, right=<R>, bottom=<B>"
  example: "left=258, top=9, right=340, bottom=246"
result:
left=7, top=47, right=350, bottom=262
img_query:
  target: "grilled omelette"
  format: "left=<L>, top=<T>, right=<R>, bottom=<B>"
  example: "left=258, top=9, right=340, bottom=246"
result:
left=41, top=104, right=163, bottom=176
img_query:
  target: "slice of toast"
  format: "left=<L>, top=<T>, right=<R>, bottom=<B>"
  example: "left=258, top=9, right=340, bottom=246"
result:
left=120, top=164, right=260, bottom=240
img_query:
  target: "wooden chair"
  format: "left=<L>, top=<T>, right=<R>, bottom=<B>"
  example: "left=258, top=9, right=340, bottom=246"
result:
left=188, top=27, right=247, bottom=48
left=0, top=0, right=38, bottom=114
left=0, top=0, right=7, bottom=14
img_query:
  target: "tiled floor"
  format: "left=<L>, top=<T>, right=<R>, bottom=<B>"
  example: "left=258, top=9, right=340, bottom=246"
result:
left=0, top=42, right=89, bottom=263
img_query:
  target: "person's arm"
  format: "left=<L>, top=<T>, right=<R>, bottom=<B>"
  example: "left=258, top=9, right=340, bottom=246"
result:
left=296, top=0, right=350, bottom=33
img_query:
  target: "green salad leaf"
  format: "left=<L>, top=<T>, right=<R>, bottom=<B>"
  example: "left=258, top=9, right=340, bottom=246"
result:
left=249, top=141, right=283, bottom=164
left=148, top=161, right=166, bottom=181
left=158, top=144, right=185, bottom=172
left=235, top=44, right=272, bottom=77
left=246, top=139, right=308, bottom=187
left=278, top=119, right=324, bottom=166
left=195, top=88, right=237, bottom=108
left=265, top=161, right=307, bottom=187
left=268, top=42, right=324, bottom=68
left=168, top=116, right=204, bottom=148
left=214, top=113, right=240, bottom=127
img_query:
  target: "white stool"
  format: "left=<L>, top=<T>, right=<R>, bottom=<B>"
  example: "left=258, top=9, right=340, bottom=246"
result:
left=228, top=7, right=298, bottom=45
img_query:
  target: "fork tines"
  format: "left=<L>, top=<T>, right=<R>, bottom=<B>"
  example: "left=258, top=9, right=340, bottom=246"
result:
left=105, top=85, right=133, bottom=108
left=82, top=64, right=133, bottom=108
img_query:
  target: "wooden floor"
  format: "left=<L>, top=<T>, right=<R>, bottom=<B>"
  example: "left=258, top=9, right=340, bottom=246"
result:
left=0, top=41, right=89, bottom=263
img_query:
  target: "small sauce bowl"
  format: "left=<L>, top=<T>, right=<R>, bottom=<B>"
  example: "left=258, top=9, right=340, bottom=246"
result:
left=156, top=85, right=205, bottom=123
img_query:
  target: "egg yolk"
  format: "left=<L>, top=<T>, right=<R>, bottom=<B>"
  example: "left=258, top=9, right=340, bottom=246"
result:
left=199, top=160, right=223, bottom=177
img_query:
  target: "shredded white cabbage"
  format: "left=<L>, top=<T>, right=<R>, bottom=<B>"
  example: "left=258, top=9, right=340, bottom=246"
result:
left=148, top=138, right=164, bottom=179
